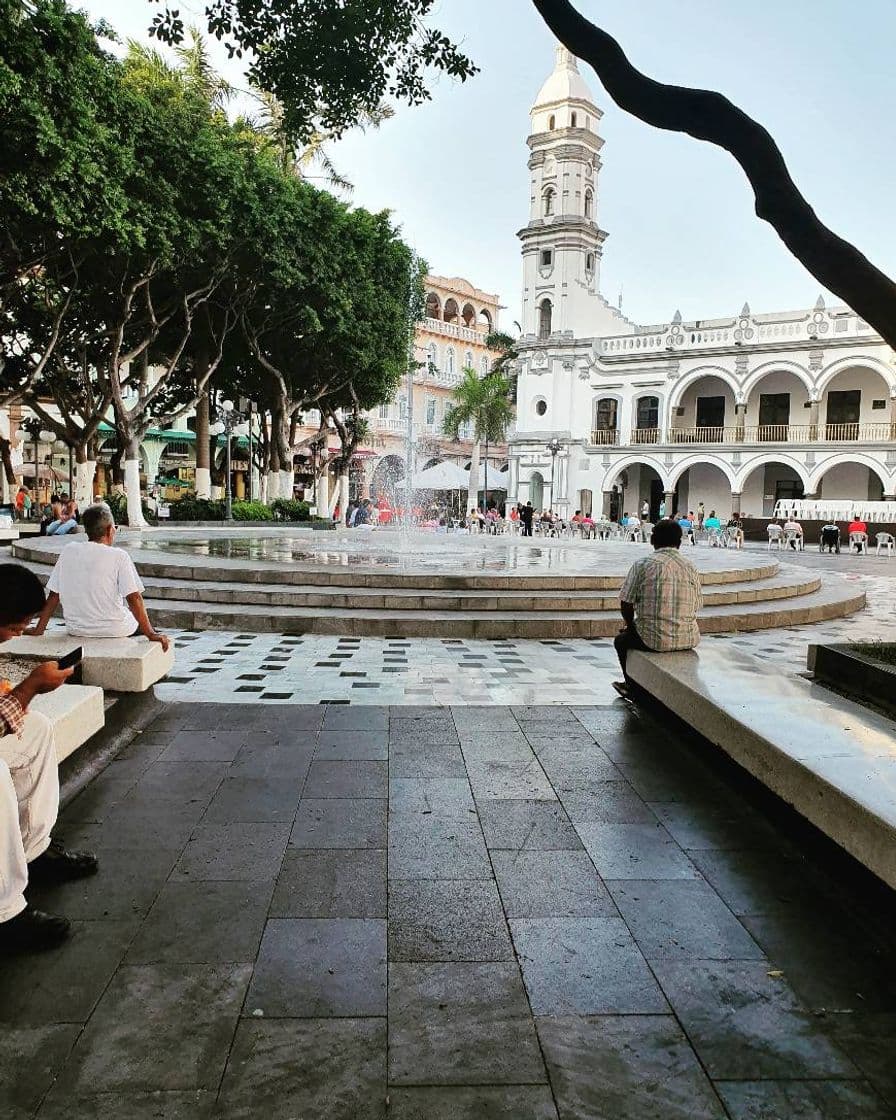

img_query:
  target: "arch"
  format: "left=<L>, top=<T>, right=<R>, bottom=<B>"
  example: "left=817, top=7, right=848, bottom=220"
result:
left=741, top=359, right=814, bottom=402
left=445, top=347, right=456, bottom=376
left=538, top=298, right=552, bottom=339
left=599, top=455, right=670, bottom=492
left=542, top=187, right=556, bottom=217
left=735, top=453, right=811, bottom=492
left=528, top=470, right=545, bottom=509
left=478, top=308, right=493, bottom=332
left=808, top=454, right=891, bottom=495
left=425, top=291, right=441, bottom=320
left=667, top=455, right=738, bottom=491
left=548, top=114, right=556, bottom=130
left=668, top=365, right=739, bottom=414
left=427, top=341, right=439, bottom=372
left=370, top=454, right=406, bottom=501
left=815, top=354, right=896, bottom=398
left=443, top=298, right=459, bottom=324
left=584, top=187, right=593, bottom=219
left=461, top=303, right=476, bottom=328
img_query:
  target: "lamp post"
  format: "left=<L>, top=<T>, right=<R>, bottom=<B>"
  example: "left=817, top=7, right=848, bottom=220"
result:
left=546, top=438, right=563, bottom=512
left=211, top=399, right=247, bottom=521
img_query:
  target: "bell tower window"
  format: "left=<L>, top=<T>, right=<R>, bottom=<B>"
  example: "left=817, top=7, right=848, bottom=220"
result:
left=571, top=112, right=577, bottom=128
left=548, top=114, right=556, bottom=130
left=585, top=252, right=595, bottom=272
left=584, top=188, right=593, bottom=219
left=538, top=299, right=553, bottom=339
left=543, top=188, right=555, bottom=217
left=541, top=250, right=553, bottom=267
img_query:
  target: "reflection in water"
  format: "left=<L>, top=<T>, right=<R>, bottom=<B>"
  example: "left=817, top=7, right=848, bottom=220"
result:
left=131, top=535, right=601, bottom=573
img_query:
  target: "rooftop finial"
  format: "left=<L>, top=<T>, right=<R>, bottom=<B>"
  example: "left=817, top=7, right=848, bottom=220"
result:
left=554, top=43, right=579, bottom=72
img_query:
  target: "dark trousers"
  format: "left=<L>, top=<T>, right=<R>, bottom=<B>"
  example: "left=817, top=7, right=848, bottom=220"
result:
left=613, top=625, right=651, bottom=682
left=521, top=520, right=533, bottom=537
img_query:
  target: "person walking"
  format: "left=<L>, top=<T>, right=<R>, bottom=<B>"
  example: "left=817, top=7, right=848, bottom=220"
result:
left=520, top=501, right=534, bottom=538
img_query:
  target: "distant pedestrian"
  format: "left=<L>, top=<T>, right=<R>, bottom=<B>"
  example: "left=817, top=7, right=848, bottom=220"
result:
left=521, top=501, right=534, bottom=537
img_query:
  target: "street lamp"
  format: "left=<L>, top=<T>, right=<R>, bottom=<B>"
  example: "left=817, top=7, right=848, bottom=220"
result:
left=546, top=438, right=563, bottom=512
left=211, top=398, right=246, bottom=521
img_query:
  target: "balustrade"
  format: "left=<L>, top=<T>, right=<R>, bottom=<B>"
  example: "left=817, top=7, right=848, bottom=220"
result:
left=590, top=429, right=619, bottom=446
left=618, top=423, right=896, bottom=447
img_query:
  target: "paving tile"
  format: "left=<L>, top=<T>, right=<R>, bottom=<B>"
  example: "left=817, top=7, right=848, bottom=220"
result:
left=157, top=731, right=248, bottom=762
left=650, top=800, right=781, bottom=851
left=451, top=707, right=520, bottom=734
left=491, top=850, right=614, bottom=918
left=125, top=881, right=274, bottom=964
left=576, top=821, right=700, bottom=879
left=822, top=1013, right=896, bottom=1107
left=740, top=910, right=896, bottom=1012
left=388, top=777, right=474, bottom=814
left=389, top=811, right=492, bottom=879
left=228, top=742, right=315, bottom=781
left=608, top=880, right=766, bottom=961
left=388, top=962, right=546, bottom=1085
left=536, top=743, right=623, bottom=785
left=171, top=822, right=290, bottom=881
left=510, top=916, right=669, bottom=1015
left=323, top=705, right=389, bottom=730
left=0, top=919, right=138, bottom=1025
left=389, top=742, right=467, bottom=778
left=559, top=781, right=659, bottom=825
left=389, top=722, right=460, bottom=746
left=537, top=1015, right=726, bottom=1120
left=201, top=776, right=304, bottom=823
left=26, top=846, right=179, bottom=921
left=315, top=731, right=389, bottom=760
left=271, top=850, right=386, bottom=918
left=388, top=879, right=513, bottom=962
left=467, top=760, right=556, bottom=801
left=247, top=918, right=387, bottom=1016
left=387, top=1086, right=558, bottom=1119
left=651, top=958, right=860, bottom=1080
left=458, top=731, right=537, bottom=762
left=687, top=848, right=839, bottom=916
left=218, top=1018, right=386, bottom=1120
left=290, top=799, right=387, bottom=849
left=715, top=1079, right=890, bottom=1120
left=55, top=963, right=252, bottom=1091
left=36, top=1090, right=217, bottom=1119
left=303, top=760, right=388, bottom=799
left=0, top=1025, right=80, bottom=1116
left=477, top=799, right=583, bottom=850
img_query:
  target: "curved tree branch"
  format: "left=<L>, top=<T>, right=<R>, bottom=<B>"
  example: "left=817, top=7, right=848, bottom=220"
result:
left=532, top=0, right=896, bottom=352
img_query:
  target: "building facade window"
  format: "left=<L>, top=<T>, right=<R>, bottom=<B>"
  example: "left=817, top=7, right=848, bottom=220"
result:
left=636, top=396, right=659, bottom=429
left=538, top=299, right=552, bottom=339
left=446, top=347, right=456, bottom=377
left=398, top=394, right=408, bottom=421
left=585, top=252, right=595, bottom=272
left=378, top=402, right=389, bottom=419
left=548, top=114, right=556, bottom=130
left=543, top=188, right=556, bottom=217
left=480, top=355, right=489, bottom=375
left=427, top=342, right=438, bottom=372
left=464, top=350, right=474, bottom=371
left=541, top=249, right=553, bottom=267
left=426, top=397, right=436, bottom=427
left=535, top=399, right=548, bottom=416
left=584, top=188, right=593, bottom=219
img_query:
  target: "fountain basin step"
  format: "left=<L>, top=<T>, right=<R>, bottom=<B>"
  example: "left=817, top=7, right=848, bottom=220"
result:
left=139, top=581, right=864, bottom=638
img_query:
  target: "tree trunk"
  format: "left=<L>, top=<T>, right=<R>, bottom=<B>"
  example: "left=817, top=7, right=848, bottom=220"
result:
left=194, top=387, right=211, bottom=498
left=73, top=445, right=96, bottom=506
left=467, top=440, right=481, bottom=516
left=123, top=436, right=147, bottom=528
left=531, top=0, right=896, bottom=351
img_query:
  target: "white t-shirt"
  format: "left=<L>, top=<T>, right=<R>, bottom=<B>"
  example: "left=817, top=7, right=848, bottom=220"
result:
left=46, top=541, right=145, bottom=638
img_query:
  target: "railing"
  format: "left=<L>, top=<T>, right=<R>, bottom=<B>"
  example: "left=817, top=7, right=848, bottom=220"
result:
left=630, top=428, right=660, bottom=444
left=368, top=416, right=406, bottom=432
left=655, top=423, right=895, bottom=446
left=823, top=422, right=894, bottom=442
left=590, top=429, right=620, bottom=446
left=666, top=426, right=738, bottom=444
left=422, top=317, right=485, bottom=344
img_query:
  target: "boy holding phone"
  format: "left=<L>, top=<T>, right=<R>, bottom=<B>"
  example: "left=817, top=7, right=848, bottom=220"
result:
left=0, top=564, right=99, bottom=953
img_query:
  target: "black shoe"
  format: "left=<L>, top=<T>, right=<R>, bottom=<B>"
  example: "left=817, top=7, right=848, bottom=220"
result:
left=0, top=906, right=70, bottom=953
left=28, top=838, right=99, bottom=883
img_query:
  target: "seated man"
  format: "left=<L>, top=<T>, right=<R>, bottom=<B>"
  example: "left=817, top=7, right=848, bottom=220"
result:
left=1, top=565, right=99, bottom=952
left=30, top=503, right=169, bottom=650
left=783, top=516, right=804, bottom=549
left=613, top=519, right=703, bottom=699
left=676, top=512, right=695, bottom=545
left=848, top=514, right=868, bottom=551
left=820, top=521, right=841, bottom=554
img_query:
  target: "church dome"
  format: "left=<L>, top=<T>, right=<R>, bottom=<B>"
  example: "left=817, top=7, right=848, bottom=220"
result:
left=532, top=45, right=596, bottom=109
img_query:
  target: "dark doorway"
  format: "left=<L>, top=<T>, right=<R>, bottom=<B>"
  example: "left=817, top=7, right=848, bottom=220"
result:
left=825, top=389, right=860, bottom=440
left=649, top=478, right=663, bottom=522
left=775, top=479, right=804, bottom=505
left=594, top=398, right=618, bottom=436
left=758, top=392, right=790, bottom=440
left=635, top=397, right=659, bottom=443
left=695, top=395, right=725, bottom=433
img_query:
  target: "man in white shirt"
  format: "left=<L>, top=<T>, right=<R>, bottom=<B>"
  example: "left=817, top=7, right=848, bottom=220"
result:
left=30, top=503, right=169, bottom=650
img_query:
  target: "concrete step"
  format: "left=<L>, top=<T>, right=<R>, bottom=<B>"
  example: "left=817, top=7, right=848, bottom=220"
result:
left=140, top=580, right=865, bottom=638
left=626, top=644, right=896, bottom=890
left=30, top=684, right=106, bottom=763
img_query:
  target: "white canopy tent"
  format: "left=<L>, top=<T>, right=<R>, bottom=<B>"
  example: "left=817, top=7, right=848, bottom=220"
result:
left=399, top=461, right=470, bottom=490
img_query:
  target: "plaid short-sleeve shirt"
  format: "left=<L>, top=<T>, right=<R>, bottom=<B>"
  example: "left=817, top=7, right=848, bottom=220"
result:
left=619, top=548, right=702, bottom=652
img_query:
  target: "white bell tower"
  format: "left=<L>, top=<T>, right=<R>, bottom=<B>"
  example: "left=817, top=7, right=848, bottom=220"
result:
left=519, top=47, right=620, bottom=340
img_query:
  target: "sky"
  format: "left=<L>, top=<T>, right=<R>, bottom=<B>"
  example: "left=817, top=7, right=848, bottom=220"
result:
left=78, top=0, right=896, bottom=330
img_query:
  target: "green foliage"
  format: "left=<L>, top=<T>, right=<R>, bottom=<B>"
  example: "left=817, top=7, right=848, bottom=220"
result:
left=230, top=500, right=273, bottom=521
left=443, top=368, right=515, bottom=445
left=167, top=495, right=225, bottom=521
left=149, top=1, right=478, bottom=143
left=270, top=498, right=311, bottom=522
left=99, top=490, right=157, bottom=526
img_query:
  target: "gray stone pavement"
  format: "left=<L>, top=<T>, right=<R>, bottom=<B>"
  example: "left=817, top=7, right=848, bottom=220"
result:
left=3, top=701, right=896, bottom=1118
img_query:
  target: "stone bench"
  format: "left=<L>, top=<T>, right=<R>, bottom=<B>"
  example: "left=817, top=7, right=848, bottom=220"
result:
left=30, top=684, right=105, bottom=763
left=5, top=635, right=175, bottom=693
left=627, top=645, right=896, bottom=890
left=0, top=527, right=20, bottom=542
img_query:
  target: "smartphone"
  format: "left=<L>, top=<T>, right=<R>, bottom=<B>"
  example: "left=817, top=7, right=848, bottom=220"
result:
left=57, top=646, right=83, bottom=671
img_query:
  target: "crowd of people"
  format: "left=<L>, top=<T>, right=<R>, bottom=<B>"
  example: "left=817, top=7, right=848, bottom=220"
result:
left=11, top=488, right=81, bottom=536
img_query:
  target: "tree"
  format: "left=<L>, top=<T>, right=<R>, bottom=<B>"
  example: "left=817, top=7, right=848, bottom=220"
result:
left=149, top=0, right=477, bottom=142
left=443, top=368, right=514, bottom=514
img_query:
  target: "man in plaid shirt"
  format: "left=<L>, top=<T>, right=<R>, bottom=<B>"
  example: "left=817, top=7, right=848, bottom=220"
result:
left=1, top=565, right=99, bottom=952
left=613, top=519, right=702, bottom=699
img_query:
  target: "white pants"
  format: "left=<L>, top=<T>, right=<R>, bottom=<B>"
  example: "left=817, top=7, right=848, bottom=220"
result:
left=0, top=712, right=58, bottom=922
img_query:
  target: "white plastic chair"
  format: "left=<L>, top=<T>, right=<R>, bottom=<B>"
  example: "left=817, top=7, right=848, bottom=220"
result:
left=766, top=524, right=784, bottom=550
left=784, top=529, right=803, bottom=552
left=876, top=531, right=895, bottom=557
left=849, top=531, right=869, bottom=555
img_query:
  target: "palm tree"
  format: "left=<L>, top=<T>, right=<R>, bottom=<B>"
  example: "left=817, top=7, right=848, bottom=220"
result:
left=443, top=367, right=514, bottom=514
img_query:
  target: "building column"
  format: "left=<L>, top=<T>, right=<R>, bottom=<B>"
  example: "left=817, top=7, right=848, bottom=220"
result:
left=730, top=491, right=742, bottom=517
left=663, top=490, right=676, bottom=517
left=808, top=400, right=820, bottom=440
left=602, top=490, right=614, bottom=518
left=890, top=396, right=896, bottom=438
left=734, top=403, right=746, bottom=442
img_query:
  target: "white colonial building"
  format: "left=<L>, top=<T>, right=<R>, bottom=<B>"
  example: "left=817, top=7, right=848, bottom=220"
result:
left=509, top=47, right=896, bottom=522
